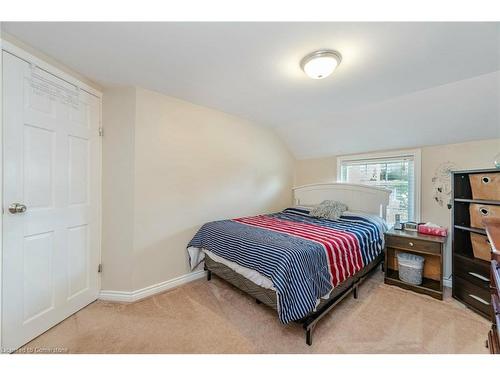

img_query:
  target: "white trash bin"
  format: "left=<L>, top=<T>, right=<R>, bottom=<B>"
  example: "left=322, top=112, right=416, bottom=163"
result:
left=397, top=252, right=425, bottom=285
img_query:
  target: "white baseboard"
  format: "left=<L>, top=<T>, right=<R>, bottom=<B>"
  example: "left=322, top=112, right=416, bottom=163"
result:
left=99, top=270, right=206, bottom=303
left=99, top=270, right=452, bottom=302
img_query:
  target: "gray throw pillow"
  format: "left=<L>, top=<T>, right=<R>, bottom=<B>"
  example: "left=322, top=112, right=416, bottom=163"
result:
left=310, top=200, right=348, bottom=220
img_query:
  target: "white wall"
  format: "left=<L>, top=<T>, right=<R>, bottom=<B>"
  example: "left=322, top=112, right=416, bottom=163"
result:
left=101, top=87, right=136, bottom=291
left=294, top=138, right=500, bottom=280
left=295, top=156, right=337, bottom=187
left=102, top=87, right=295, bottom=292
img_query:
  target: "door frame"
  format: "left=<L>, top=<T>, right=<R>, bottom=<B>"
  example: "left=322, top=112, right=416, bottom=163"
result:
left=0, top=38, right=103, bottom=350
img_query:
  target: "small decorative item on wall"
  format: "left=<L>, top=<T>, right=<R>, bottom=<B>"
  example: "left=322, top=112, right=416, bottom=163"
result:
left=494, top=152, right=500, bottom=169
left=432, top=162, right=459, bottom=209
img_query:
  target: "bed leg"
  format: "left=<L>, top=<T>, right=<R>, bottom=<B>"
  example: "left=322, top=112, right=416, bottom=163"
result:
left=206, top=270, right=212, bottom=281
left=306, top=326, right=314, bottom=346
left=353, top=284, right=359, bottom=299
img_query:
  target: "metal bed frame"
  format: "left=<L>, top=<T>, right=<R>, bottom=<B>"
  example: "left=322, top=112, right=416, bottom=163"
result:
left=204, top=252, right=384, bottom=346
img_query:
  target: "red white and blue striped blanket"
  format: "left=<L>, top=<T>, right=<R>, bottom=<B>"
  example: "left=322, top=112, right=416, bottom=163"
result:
left=188, top=207, right=386, bottom=323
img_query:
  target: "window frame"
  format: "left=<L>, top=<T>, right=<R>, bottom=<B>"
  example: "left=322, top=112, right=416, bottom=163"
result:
left=336, top=149, right=421, bottom=222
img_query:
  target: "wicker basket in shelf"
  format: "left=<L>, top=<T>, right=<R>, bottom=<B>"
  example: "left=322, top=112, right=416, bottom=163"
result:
left=470, top=173, right=500, bottom=200
left=469, top=203, right=500, bottom=229
left=470, top=232, right=491, bottom=261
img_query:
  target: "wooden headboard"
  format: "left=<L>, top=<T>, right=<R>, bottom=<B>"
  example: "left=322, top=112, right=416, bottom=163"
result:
left=293, top=183, right=391, bottom=219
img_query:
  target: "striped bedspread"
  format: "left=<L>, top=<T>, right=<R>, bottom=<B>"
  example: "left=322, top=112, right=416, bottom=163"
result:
left=187, top=208, right=386, bottom=323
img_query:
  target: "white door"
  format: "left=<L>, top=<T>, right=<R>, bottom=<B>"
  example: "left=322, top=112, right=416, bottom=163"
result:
left=2, top=51, right=101, bottom=351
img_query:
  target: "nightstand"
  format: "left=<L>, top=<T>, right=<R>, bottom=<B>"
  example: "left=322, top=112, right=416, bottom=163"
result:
left=384, top=228, right=447, bottom=300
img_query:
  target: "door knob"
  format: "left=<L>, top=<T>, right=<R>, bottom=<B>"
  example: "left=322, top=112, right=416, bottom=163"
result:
left=8, top=203, right=27, bottom=214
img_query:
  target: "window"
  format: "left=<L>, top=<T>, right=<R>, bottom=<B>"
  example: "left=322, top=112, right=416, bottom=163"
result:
left=337, top=150, right=421, bottom=225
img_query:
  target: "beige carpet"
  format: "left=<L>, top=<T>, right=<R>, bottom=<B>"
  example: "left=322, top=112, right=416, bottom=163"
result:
left=18, top=271, right=491, bottom=354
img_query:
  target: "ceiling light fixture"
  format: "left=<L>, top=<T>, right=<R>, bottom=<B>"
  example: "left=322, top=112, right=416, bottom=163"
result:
left=300, top=50, right=342, bottom=80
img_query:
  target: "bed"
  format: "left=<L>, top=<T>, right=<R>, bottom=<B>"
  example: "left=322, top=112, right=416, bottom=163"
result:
left=187, top=183, right=391, bottom=345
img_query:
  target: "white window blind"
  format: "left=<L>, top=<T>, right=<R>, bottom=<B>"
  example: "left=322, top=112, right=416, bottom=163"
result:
left=339, top=155, right=416, bottom=225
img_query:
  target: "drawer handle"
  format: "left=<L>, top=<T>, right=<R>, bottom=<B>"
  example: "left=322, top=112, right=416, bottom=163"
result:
left=468, top=272, right=489, bottom=282
left=408, top=242, right=414, bottom=247
left=468, top=294, right=490, bottom=306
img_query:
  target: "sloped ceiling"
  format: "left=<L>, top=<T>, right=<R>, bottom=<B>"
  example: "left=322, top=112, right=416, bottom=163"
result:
left=3, top=22, right=499, bottom=158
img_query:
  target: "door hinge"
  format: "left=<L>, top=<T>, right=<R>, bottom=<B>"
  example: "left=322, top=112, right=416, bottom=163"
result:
left=98, top=264, right=103, bottom=273
left=98, top=127, right=104, bottom=137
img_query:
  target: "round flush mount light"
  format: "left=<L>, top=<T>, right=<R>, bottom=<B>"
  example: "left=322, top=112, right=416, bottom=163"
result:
left=300, top=50, right=342, bottom=79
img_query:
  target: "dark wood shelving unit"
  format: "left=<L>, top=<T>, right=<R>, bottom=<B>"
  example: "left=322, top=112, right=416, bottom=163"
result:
left=455, top=198, right=500, bottom=206
left=454, top=225, right=487, bottom=235
left=452, top=168, right=500, bottom=319
left=454, top=252, right=489, bottom=267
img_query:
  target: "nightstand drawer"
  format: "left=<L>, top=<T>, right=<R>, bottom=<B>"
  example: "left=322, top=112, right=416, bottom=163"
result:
left=454, top=256, right=490, bottom=289
left=386, top=235, right=441, bottom=254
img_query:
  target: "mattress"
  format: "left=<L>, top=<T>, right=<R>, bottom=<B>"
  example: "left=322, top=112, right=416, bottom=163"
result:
left=188, top=247, right=275, bottom=290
